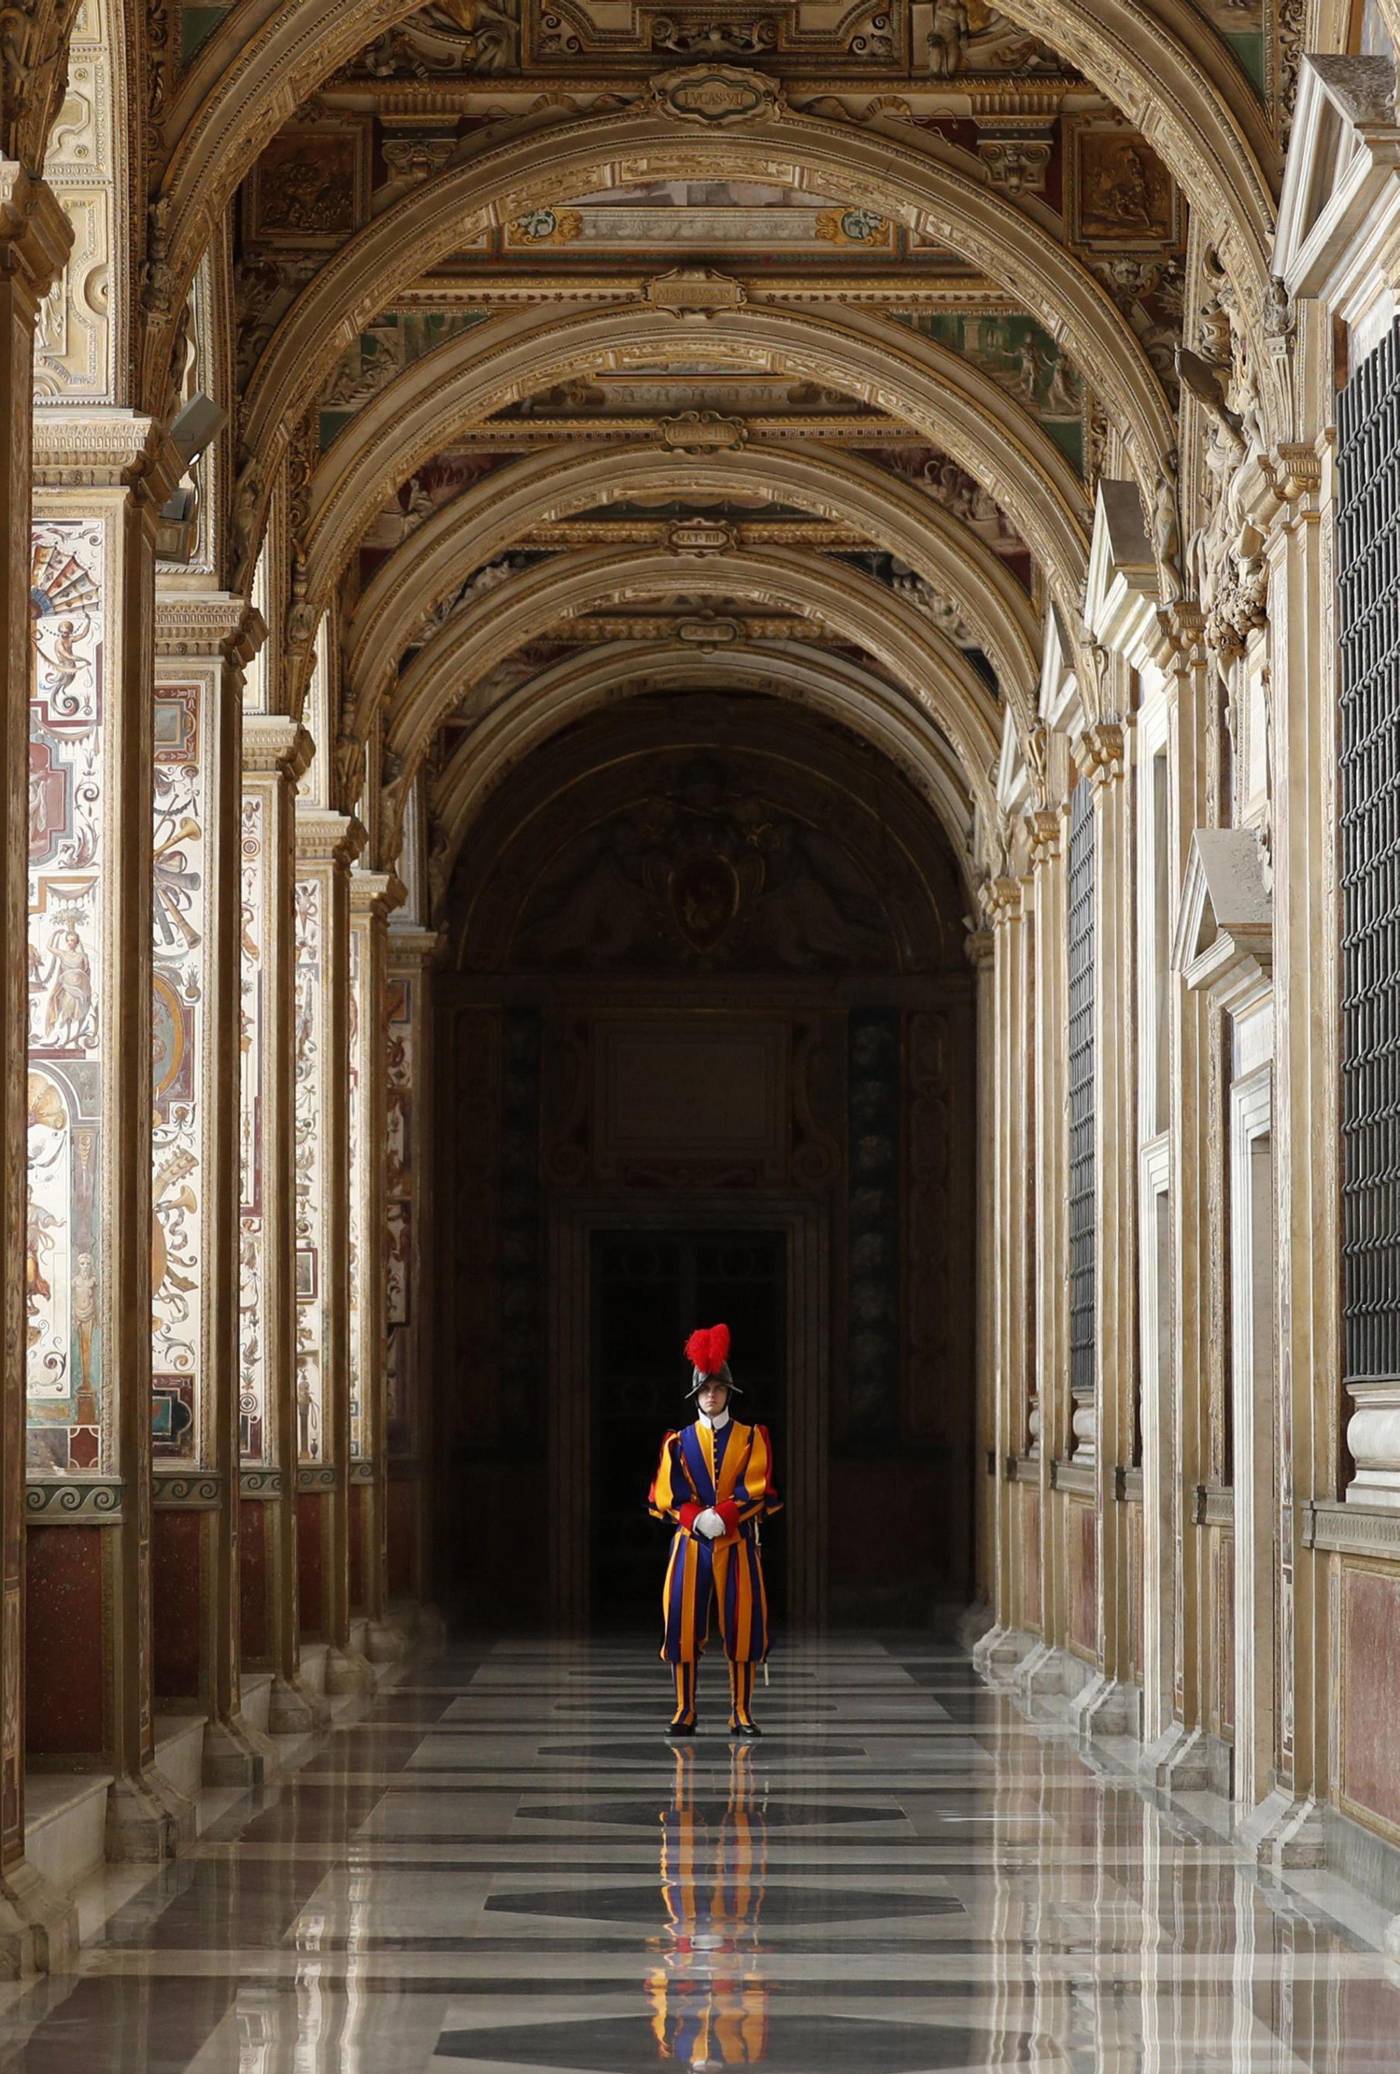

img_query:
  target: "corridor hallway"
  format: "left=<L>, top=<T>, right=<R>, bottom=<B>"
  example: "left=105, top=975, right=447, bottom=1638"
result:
left=0, top=1642, right=1395, bottom=2069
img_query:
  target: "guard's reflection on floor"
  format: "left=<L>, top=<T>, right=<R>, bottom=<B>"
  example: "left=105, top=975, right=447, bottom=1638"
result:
left=647, top=1742, right=770, bottom=2067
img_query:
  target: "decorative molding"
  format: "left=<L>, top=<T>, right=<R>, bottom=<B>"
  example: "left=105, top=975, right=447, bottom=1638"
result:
left=153, top=1472, right=223, bottom=1510
left=25, top=1480, right=123, bottom=1522
left=667, top=517, right=737, bottom=555
left=296, top=1463, right=341, bottom=1491
left=648, top=65, right=785, bottom=125
left=349, top=869, right=407, bottom=922
left=349, top=1458, right=375, bottom=1484
left=643, top=267, right=748, bottom=319
left=244, top=716, right=314, bottom=782
left=0, top=164, right=72, bottom=300
left=239, top=1467, right=284, bottom=1499
left=294, top=808, right=367, bottom=869
left=154, top=592, right=267, bottom=666
left=1194, top=1482, right=1235, bottom=1528
left=1303, top=1500, right=1400, bottom=1557
left=31, top=413, right=184, bottom=504
left=656, top=410, right=748, bottom=454
left=1114, top=1464, right=1144, bottom=1502
left=1171, top=826, right=1273, bottom=1013
left=1079, top=721, right=1126, bottom=792
left=1051, top=1458, right=1096, bottom=1497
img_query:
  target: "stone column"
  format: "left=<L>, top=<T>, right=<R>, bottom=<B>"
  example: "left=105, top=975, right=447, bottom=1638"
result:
left=1071, top=722, right=1142, bottom=1739
left=348, top=871, right=404, bottom=1656
left=0, top=162, right=75, bottom=1972
left=151, top=592, right=270, bottom=1785
left=30, top=412, right=192, bottom=1856
left=383, top=928, right=440, bottom=1614
left=293, top=808, right=369, bottom=1696
left=240, top=719, right=322, bottom=1733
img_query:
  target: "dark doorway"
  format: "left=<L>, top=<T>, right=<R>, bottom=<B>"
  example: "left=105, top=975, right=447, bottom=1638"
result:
left=590, top=1229, right=787, bottom=1632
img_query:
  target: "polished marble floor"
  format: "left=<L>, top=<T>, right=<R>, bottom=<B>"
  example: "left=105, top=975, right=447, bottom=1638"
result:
left=0, top=1637, right=1398, bottom=2069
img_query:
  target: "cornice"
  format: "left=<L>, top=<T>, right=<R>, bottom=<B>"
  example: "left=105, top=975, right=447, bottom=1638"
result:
left=294, top=807, right=368, bottom=870
left=32, top=412, right=184, bottom=506
left=349, top=869, right=407, bottom=923
left=1078, top=720, right=1126, bottom=791
left=0, top=165, right=72, bottom=301
left=243, top=714, right=315, bottom=782
left=386, top=924, right=445, bottom=967
left=154, top=591, right=268, bottom=666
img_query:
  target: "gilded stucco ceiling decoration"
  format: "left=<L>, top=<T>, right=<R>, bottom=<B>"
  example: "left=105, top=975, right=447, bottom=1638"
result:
left=218, top=0, right=1222, bottom=836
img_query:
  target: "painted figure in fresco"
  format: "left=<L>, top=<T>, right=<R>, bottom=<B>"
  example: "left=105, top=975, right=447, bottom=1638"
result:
left=72, top=1252, right=97, bottom=1412
left=648, top=1325, right=781, bottom=1738
left=41, top=921, right=93, bottom=1046
left=40, top=615, right=90, bottom=702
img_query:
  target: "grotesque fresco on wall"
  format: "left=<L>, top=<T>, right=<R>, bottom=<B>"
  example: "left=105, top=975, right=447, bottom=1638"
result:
left=27, top=522, right=107, bottom=1475
left=292, top=875, right=326, bottom=1463
left=151, top=686, right=207, bottom=1460
left=384, top=974, right=415, bottom=1454
left=347, top=930, right=366, bottom=1461
left=238, top=792, right=269, bottom=1462
left=892, top=311, right=1085, bottom=473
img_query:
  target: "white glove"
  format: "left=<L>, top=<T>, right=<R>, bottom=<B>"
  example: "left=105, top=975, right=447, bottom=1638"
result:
left=694, top=1508, right=725, bottom=1539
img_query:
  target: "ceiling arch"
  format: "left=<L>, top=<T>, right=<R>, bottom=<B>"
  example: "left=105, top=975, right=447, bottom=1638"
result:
left=345, top=440, right=1042, bottom=745
left=429, top=641, right=980, bottom=901
left=381, top=545, right=1003, bottom=830
left=305, top=302, right=1092, bottom=640
left=240, top=109, right=1176, bottom=482
left=147, top=0, right=1277, bottom=410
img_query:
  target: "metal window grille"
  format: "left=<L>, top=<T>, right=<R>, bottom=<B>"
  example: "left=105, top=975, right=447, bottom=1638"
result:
left=1339, top=320, right=1400, bottom=1390
left=1067, top=780, right=1097, bottom=1399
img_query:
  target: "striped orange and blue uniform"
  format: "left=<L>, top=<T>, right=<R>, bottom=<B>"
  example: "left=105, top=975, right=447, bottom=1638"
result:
left=647, top=1420, right=781, bottom=1667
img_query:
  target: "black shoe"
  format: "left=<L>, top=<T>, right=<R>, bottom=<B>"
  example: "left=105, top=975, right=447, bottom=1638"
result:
left=728, top=1720, right=762, bottom=1737
left=665, top=1719, right=696, bottom=1737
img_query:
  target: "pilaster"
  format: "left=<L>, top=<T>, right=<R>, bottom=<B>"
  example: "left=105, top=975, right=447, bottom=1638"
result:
left=966, top=926, right=997, bottom=1622
left=382, top=926, right=441, bottom=1618
left=152, top=592, right=272, bottom=1787
left=240, top=718, right=323, bottom=1733
left=292, top=808, right=367, bottom=1696
left=1154, top=602, right=1215, bottom=1788
left=1026, top=803, right=1070, bottom=1678
left=348, top=870, right=405, bottom=1648
left=1253, top=437, right=1333, bottom=1860
left=1072, top=721, right=1143, bottom=1741
left=0, top=160, right=77, bottom=1972
left=30, top=411, right=194, bottom=1860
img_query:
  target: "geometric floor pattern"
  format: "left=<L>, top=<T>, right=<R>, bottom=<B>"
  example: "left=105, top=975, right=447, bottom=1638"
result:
left=1, top=1636, right=1399, bottom=2068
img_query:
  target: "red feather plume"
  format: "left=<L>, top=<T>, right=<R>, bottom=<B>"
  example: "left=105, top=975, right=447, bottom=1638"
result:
left=685, top=1323, right=731, bottom=1375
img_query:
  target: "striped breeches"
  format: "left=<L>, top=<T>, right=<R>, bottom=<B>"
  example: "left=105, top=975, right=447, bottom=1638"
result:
left=659, top=1529, right=771, bottom=1665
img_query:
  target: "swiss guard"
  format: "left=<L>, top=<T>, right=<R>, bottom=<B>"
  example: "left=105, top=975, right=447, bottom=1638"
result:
left=647, top=1324, right=782, bottom=1737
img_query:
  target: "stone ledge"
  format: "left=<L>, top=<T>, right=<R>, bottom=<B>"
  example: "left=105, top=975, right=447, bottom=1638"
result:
left=1303, top=1500, right=1400, bottom=1557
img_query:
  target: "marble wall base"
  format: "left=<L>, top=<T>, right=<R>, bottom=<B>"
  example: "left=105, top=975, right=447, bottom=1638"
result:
left=0, top=1857, right=77, bottom=1976
left=1069, top=1672, right=1143, bottom=1742
left=1239, top=1786, right=1327, bottom=1869
left=1142, top=1721, right=1227, bottom=1796
left=971, top=1624, right=1039, bottom=1682
left=104, top=1770, right=195, bottom=1862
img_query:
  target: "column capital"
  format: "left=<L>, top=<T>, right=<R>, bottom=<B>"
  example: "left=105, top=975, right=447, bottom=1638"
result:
left=1078, top=721, right=1127, bottom=793
left=154, top=589, right=267, bottom=667
left=32, top=409, right=184, bottom=507
left=243, top=715, right=313, bottom=784
left=294, top=806, right=366, bottom=871
left=386, top=924, right=445, bottom=968
left=1025, top=806, right=1064, bottom=870
left=963, top=926, right=994, bottom=969
left=349, top=869, right=406, bottom=924
left=0, top=163, right=70, bottom=300
left=979, top=874, right=1023, bottom=928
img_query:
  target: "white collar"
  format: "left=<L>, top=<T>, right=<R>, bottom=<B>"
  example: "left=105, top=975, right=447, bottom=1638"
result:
left=698, top=1407, right=731, bottom=1433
